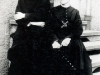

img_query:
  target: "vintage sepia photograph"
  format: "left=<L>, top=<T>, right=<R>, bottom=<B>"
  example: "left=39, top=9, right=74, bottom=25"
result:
left=0, top=0, right=100, bottom=75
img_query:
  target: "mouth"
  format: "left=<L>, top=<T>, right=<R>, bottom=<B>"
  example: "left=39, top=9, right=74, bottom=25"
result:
left=61, top=2, right=69, bottom=5
left=62, top=4, right=65, bottom=5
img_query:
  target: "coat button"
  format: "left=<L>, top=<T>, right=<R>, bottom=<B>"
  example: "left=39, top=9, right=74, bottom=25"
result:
left=69, top=63, right=71, bottom=65
left=74, top=68, right=76, bottom=70
left=67, top=61, right=69, bottom=62
left=65, top=58, right=67, bottom=60
left=62, top=56, right=65, bottom=58
left=58, top=49, right=60, bottom=51
left=72, top=66, right=74, bottom=67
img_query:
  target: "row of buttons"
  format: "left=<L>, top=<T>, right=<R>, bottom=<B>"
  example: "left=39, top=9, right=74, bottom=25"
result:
left=61, top=10, right=68, bottom=28
left=66, top=10, right=68, bottom=22
left=61, top=9, right=76, bottom=70
left=61, top=54, right=76, bottom=70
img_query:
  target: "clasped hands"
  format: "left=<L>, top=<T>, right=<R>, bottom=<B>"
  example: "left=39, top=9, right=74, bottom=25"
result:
left=52, top=38, right=71, bottom=49
left=14, top=12, right=45, bottom=27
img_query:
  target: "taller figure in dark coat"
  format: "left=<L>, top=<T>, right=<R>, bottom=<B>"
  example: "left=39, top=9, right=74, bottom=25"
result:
left=7, top=0, right=56, bottom=75
left=50, top=0, right=92, bottom=75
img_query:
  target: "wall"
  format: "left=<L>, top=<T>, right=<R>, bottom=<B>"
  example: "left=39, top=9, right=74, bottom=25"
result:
left=0, top=0, right=18, bottom=75
left=91, top=0, right=100, bottom=30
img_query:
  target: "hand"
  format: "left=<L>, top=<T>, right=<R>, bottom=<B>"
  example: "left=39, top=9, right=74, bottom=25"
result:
left=9, top=61, right=11, bottom=67
left=14, top=12, right=25, bottom=20
left=27, top=22, right=45, bottom=27
left=27, top=22, right=31, bottom=27
left=61, top=38, right=71, bottom=46
left=52, top=41, right=61, bottom=49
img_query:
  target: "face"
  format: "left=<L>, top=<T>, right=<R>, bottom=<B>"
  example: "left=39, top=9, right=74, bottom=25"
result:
left=60, top=0, right=70, bottom=5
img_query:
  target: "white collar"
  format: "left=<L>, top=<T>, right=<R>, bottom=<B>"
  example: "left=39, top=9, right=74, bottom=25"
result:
left=61, top=3, right=71, bottom=9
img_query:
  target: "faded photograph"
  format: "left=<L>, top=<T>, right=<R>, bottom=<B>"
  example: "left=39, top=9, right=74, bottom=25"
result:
left=0, top=0, right=100, bottom=75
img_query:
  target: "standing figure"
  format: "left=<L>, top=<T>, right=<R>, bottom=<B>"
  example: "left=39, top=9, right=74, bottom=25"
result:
left=7, top=0, right=55, bottom=75
left=50, top=0, right=92, bottom=75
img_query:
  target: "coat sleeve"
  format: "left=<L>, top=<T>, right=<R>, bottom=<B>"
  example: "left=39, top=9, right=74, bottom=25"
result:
left=71, top=10, right=83, bottom=39
left=15, top=0, right=22, bottom=13
left=15, top=0, right=29, bottom=27
left=42, top=9, right=59, bottom=44
left=15, top=0, right=50, bottom=26
left=24, top=2, right=50, bottom=21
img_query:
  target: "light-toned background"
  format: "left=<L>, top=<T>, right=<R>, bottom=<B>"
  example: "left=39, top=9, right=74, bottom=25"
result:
left=0, top=0, right=100, bottom=75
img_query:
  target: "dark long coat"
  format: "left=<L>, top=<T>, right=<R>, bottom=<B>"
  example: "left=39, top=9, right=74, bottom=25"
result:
left=48, top=5, right=92, bottom=75
left=7, top=0, right=57, bottom=75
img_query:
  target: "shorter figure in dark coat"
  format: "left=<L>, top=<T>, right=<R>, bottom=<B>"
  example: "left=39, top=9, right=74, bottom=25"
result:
left=49, top=0, right=92, bottom=75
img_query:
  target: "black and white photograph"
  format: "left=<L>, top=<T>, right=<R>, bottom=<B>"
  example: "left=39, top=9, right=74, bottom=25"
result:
left=0, top=0, right=100, bottom=75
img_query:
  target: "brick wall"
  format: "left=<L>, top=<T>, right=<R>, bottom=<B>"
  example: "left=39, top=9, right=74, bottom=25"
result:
left=0, top=0, right=18, bottom=75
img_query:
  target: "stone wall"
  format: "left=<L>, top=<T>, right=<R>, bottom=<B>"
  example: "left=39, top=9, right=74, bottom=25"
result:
left=0, top=0, right=18, bottom=75
left=91, top=0, right=100, bottom=30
